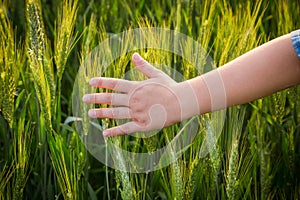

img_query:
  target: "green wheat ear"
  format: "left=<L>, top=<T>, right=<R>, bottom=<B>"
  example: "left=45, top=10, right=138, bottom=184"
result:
left=26, top=0, right=54, bottom=131
left=55, top=0, right=79, bottom=81
left=226, top=140, right=239, bottom=200
left=0, top=5, right=21, bottom=128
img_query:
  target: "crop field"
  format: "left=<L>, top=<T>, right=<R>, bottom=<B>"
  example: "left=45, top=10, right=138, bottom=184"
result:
left=0, top=0, right=300, bottom=199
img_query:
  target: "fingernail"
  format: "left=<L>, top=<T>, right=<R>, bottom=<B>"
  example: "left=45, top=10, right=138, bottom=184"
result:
left=82, top=95, right=89, bottom=102
left=88, top=109, right=97, bottom=117
left=133, top=53, right=141, bottom=61
left=89, top=78, right=98, bottom=86
left=103, top=130, right=109, bottom=137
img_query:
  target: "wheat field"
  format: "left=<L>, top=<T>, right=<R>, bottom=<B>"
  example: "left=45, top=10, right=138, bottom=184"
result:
left=0, top=0, right=299, bottom=199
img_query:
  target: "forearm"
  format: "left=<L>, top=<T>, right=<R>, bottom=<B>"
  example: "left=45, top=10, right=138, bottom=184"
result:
left=188, top=33, right=300, bottom=114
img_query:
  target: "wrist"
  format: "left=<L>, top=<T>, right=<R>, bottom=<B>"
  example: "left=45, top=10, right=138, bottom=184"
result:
left=186, top=76, right=212, bottom=115
left=175, top=78, right=209, bottom=120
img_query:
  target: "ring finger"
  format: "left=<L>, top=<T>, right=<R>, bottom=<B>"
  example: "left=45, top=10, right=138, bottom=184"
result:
left=83, top=93, right=129, bottom=106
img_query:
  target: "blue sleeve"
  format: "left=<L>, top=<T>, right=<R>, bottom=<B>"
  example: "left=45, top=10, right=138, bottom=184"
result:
left=291, top=30, right=300, bottom=59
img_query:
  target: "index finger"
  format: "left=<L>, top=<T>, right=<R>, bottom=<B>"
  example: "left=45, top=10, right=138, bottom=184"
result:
left=89, top=77, right=135, bottom=93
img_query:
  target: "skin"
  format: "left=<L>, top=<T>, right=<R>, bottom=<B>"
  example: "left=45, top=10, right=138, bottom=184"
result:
left=83, top=33, right=300, bottom=137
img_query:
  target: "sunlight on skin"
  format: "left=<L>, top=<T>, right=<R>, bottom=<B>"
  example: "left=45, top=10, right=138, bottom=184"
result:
left=83, top=34, right=300, bottom=137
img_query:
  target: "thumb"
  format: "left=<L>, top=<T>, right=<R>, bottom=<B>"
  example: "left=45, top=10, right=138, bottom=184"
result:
left=132, top=53, right=161, bottom=78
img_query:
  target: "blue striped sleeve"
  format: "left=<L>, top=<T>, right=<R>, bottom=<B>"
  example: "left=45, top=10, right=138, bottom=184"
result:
left=291, top=30, right=300, bottom=59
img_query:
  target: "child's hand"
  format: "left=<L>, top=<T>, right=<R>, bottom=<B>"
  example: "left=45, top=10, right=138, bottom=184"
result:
left=82, top=53, right=199, bottom=137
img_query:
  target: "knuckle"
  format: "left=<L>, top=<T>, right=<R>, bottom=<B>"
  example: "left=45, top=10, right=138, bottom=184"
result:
left=97, top=109, right=105, bottom=117
left=132, top=113, right=149, bottom=127
left=129, top=94, right=143, bottom=108
left=112, top=109, right=118, bottom=118
left=120, top=125, right=130, bottom=134
left=104, top=93, right=112, bottom=104
left=97, top=78, right=102, bottom=86
left=97, top=109, right=112, bottom=118
left=131, top=104, right=144, bottom=113
left=137, top=120, right=148, bottom=127
left=87, top=94, right=94, bottom=103
left=107, top=80, right=117, bottom=89
left=91, top=94, right=97, bottom=103
left=109, top=129, right=119, bottom=136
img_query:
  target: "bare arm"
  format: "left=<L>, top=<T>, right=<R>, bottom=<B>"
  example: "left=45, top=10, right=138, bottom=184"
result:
left=189, top=33, right=300, bottom=113
left=83, top=33, right=300, bottom=137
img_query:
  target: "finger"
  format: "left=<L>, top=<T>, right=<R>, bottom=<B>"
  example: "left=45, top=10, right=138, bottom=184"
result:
left=89, top=77, right=134, bottom=93
left=132, top=53, right=162, bottom=78
left=103, top=121, right=140, bottom=137
left=88, top=107, right=131, bottom=119
left=82, top=93, right=129, bottom=106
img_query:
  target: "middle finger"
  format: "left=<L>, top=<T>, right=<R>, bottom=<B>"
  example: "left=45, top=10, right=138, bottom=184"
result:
left=83, top=93, right=129, bottom=106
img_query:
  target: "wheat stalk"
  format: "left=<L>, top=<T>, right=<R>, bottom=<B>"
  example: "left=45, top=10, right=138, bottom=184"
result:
left=49, top=131, right=86, bottom=200
left=0, top=163, right=14, bottom=199
left=111, top=137, right=135, bottom=200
